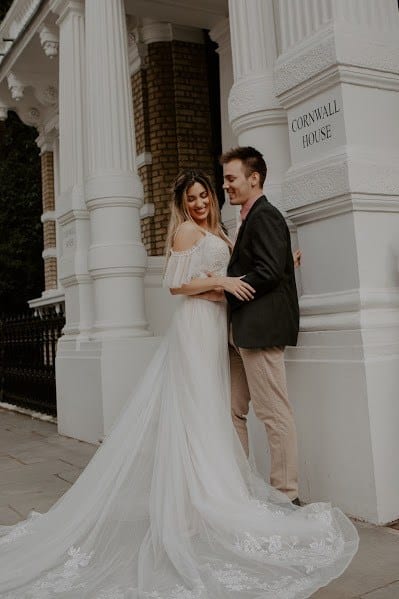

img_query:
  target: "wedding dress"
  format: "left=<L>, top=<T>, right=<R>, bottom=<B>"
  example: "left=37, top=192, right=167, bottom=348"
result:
left=0, top=232, right=358, bottom=598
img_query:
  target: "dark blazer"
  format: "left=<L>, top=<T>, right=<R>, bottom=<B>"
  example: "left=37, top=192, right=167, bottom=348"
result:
left=226, top=195, right=299, bottom=349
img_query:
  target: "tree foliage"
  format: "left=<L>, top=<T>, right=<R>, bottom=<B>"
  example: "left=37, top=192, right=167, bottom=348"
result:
left=0, top=0, right=14, bottom=22
left=0, top=111, right=44, bottom=314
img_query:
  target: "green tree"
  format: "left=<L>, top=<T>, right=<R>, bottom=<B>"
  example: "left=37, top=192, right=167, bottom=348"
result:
left=0, top=111, right=43, bottom=314
left=0, top=0, right=14, bottom=22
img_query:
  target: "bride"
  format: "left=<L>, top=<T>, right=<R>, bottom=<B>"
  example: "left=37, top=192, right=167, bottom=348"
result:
left=0, top=170, right=358, bottom=598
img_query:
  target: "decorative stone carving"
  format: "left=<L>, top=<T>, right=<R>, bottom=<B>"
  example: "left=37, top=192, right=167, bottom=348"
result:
left=39, top=24, right=59, bottom=58
left=39, top=85, right=58, bottom=106
left=228, top=73, right=283, bottom=132
left=7, top=72, right=25, bottom=101
left=16, top=106, right=41, bottom=127
left=127, top=28, right=148, bottom=76
left=283, top=153, right=399, bottom=223
left=275, top=21, right=399, bottom=102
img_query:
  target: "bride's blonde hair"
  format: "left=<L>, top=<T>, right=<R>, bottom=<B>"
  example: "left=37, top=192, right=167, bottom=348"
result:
left=165, top=169, right=226, bottom=255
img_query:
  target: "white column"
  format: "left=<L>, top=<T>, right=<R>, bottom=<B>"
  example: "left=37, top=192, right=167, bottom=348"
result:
left=80, top=0, right=159, bottom=441
left=51, top=0, right=103, bottom=443
left=52, top=0, right=93, bottom=339
left=85, top=0, right=148, bottom=339
left=275, top=0, right=399, bottom=524
left=227, top=0, right=290, bottom=212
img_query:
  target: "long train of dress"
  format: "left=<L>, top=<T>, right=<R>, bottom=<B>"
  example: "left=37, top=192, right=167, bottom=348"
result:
left=0, top=233, right=358, bottom=598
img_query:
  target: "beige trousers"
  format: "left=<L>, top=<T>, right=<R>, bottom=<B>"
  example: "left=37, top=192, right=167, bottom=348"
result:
left=229, top=333, right=299, bottom=500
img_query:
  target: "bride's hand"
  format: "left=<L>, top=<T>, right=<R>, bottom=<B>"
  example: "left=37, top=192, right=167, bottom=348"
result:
left=222, top=277, right=255, bottom=301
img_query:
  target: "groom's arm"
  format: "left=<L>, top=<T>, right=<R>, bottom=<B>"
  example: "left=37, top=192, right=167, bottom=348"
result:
left=226, top=209, right=287, bottom=310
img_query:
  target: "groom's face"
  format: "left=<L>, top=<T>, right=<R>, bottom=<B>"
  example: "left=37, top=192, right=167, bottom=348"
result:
left=222, top=159, right=257, bottom=206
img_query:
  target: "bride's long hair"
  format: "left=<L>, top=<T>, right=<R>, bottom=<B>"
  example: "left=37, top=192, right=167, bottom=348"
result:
left=165, top=169, right=229, bottom=256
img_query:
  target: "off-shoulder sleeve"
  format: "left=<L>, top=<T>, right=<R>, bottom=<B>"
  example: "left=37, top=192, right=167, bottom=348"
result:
left=162, top=238, right=206, bottom=288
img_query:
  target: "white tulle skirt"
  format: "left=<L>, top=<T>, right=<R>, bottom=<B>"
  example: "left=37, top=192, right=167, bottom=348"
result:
left=0, top=297, right=358, bottom=598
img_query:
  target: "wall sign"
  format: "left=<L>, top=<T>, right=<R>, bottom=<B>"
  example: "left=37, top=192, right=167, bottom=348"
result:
left=288, top=90, right=345, bottom=163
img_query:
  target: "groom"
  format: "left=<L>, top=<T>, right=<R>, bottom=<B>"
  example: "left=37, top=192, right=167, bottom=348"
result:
left=221, top=146, right=300, bottom=503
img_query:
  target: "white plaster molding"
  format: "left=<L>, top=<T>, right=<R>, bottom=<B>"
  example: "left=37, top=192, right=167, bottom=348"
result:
left=18, top=105, right=41, bottom=127
left=128, top=27, right=148, bottom=76
left=140, top=203, right=155, bottom=219
left=275, top=23, right=399, bottom=102
left=59, top=272, right=92, bottom=288
left=0, top=1, right=50, bottom=72
left=28, top=289, right=65, bottom=312
left=41, top=211, right=56, bottom=223
left=298, top=288, right=399, bottom=332
left=140, top=19, right=204, bottom=45
left=36, top=130, right=56, bottom=152
left=85, top=195, right=143, bottom=212
left=231, top=108, right=287, bottom=137
left=209, top=18, right=230, bottom=55
left=35, top=84, right=58, bottom=106
left=7, top=71, right=25, bottom=101
left=0, top=0, right=42, bottom=66
left=43, top=111, right=59, bottom=134
left=283, top=150, right=399, bottom=218
left=288, top=195, right=399, bottom=226
left=136, top=151, right=152, bottom=169
left=39, top=24, right=59, bottom=58
left=42, top=247, right=58, bottom=259
left=58, top=209, right=89, bottom=226
left=279, top=63, right=399, bottom=109
left=228, top=72, right=281, bottom=126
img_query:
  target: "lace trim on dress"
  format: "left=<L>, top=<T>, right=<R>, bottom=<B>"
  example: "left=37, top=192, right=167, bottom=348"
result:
left=163, top=234, right=207, bottom=289
left=2, top=546, right=92, bottom=599
left=163, top=232, right=231, bottom=290
left=210, top=564, right=313, bottom=597
left=0, top=511, right=41, bottom=546
left=147, top=584, right=206, bottom=599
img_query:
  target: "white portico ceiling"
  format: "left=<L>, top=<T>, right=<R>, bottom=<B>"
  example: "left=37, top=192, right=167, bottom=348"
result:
left=124, top=0, right=228, bottom=29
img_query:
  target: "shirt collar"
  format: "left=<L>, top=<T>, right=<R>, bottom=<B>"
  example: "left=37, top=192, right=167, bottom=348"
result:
left=240, top=194, right=262, bottom=221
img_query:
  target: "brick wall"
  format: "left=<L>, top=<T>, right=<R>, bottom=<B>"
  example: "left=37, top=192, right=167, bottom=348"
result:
left=132, top=40, right=215, bottom=256
left=41, top=152, right=55, bottom=212
left=40, top=151, right=57, bottom=290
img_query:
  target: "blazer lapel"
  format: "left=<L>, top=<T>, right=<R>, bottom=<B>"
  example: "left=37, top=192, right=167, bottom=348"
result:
left=229, top=218, right=247, bottom=266
left=228, top=196, right=266, bottom=267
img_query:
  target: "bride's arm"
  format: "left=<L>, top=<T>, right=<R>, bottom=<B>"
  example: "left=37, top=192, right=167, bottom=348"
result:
left=169, top=223, right=255, bottom=300
left=170, top=273, right=254, bottom=300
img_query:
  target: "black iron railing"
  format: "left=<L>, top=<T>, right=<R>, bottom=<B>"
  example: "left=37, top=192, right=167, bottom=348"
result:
left=0, top=309, right=65, bottom=416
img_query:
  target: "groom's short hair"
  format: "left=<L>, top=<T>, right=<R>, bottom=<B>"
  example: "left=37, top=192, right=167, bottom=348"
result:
left=220, top=146, right=267, bottom=187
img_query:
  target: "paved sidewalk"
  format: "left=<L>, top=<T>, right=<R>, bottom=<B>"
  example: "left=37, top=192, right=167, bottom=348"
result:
left=0, top=408, right=398, bottom=598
